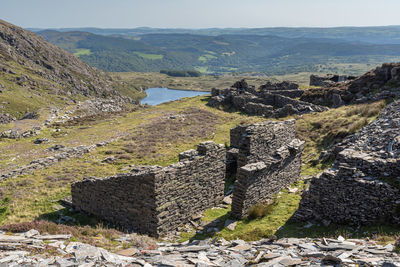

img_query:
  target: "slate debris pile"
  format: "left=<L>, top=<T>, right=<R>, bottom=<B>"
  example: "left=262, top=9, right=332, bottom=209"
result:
left=1, top=230, right=399, bottom=266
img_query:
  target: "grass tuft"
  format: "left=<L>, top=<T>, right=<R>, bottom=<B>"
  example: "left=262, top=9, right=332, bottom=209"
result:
left=248, top=200, right=277, bottom=220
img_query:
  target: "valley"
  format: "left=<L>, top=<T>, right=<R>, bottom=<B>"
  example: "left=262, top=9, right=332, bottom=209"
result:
left=36, top=29, right=400, bottom=75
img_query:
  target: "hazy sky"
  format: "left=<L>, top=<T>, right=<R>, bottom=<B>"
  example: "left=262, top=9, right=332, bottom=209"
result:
left=2, top=0, right=400, bottom=29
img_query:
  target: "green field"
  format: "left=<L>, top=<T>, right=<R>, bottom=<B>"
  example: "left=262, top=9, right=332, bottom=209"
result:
left=198, top=54, right=217, bottom=62
left=73, top=48, right=91, bottom=57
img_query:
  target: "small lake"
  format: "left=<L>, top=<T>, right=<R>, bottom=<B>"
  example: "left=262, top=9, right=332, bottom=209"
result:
left=141, top=87, right=209, bottom=106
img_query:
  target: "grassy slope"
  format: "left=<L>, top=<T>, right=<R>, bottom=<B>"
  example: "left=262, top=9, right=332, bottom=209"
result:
left=0, top=94, right=396, bottom=243
left=0, top=59, right=77, bottom=120
left=0, top=60, right=144, bottom=134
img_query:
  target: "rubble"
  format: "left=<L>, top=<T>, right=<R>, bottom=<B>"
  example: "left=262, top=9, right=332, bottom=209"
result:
left=1, top=230, right=399, bottom=266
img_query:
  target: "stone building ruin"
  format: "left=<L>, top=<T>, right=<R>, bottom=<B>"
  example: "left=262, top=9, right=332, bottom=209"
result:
left=309, top=74, right=356, bottom=87
left=229, top=120, right=304, bottom=218
left=294, top=99, right=400, bottom=225
left=72, top=141, right=226, bottom=237
left=72, top=120, right=304, bottom=236
left=208, top=79, right=328, bottom=118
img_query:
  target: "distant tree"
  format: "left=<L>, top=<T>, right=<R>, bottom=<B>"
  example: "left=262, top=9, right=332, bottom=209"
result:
left=160, top=70, right=202, bottom=77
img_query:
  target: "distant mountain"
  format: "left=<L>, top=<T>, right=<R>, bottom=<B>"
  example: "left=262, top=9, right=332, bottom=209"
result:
left=30, top=26, right=400, bottom=44
left=0, top=20, right=139, bottom=119
left=37, top=30, right=400, bottom=74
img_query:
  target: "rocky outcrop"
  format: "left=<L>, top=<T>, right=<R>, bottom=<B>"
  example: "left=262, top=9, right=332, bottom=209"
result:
left=0, top=127, right=41, bottom=139
left=295, top=100, right=400, bottom=225
left=72, top=141, right=226, bottom=237
left=230, top=120, right=304, bottom=219
left=0, top=113, right=15, bottom=125
left=208, top=80, right=328, bottom=118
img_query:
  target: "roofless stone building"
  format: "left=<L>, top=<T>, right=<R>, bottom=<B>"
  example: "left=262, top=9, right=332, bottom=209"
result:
left=71, top=120, right=303, bottom=237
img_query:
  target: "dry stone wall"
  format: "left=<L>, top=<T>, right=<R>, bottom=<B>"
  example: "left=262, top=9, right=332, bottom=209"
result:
left=72, top=141, right=226, bottom=237
left=72, top=167, right=159, bottom=236
left=230, top=120, right=304, bottom=219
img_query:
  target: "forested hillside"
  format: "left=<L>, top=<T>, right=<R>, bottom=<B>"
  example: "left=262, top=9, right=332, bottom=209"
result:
left=37, top=30, right=400, bottom=74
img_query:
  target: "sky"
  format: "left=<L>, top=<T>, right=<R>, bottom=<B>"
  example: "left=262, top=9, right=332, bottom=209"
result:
left=2, top=0, right=400, bottom=29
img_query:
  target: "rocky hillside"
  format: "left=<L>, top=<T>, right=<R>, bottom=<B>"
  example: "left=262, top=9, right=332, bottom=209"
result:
left=0, top=19, right=139, bottom=121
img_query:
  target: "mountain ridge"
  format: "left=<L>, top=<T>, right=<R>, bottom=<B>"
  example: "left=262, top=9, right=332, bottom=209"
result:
left=29, top=25, right=400, bottom=44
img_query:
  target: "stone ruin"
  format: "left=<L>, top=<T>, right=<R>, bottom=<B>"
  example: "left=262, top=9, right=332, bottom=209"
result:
left=208, top=79, right=328, bottom=118
left=303, top=63, right=400, bottom=107
left=72, top=141, right=226, bottom=237
left=310, top=74, right=356, bottom=87
left=229, top=120, right=304, bottom=219
left=72, top=120, right=304, bottom=236
left=294, top=99, right=400, bottom=225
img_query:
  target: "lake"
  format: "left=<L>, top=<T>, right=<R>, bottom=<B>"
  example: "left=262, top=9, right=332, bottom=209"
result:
left=141, top=87, right=209, bottom=106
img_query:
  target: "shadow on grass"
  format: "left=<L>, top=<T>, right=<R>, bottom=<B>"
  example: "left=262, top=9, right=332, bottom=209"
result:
left=36, top=199, right=126, bottom=233
left=35, top=198, right=400, bottom=244
left=182, top=210, right=231, bottom=241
